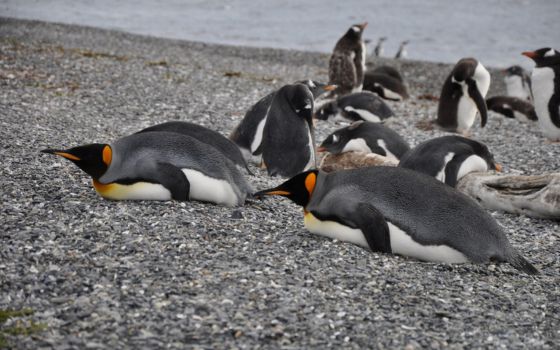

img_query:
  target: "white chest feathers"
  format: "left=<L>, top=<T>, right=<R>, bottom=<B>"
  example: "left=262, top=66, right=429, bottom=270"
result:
left=532, top=67, right=560, bottom=141
left=303, top=212, right=469, bottom=263
left=435, top=152, right=488, bottom=184
left=182, top=169, right=239, bottom=206
left=343, top=106, right=382, bottom=122
left=504, top=75, right=531, bottom=101
left=454, top=62, right=491, bottom=132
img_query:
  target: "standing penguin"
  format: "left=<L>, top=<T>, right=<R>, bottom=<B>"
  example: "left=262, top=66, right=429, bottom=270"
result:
left=436, top=58, right=491, bottom=135
left=41, top=131, right=252, bottom=206
left=503, top=65, right=532, bottom=101
left=398, top=135, right=501, bottom=187
left=395, top=40, right=410, bottom=59
left=261, top=83, right=316, bottom=177
left=522, top=48, right=560, bottom=141
left=230, top=80, right=335, bottom=164
left=486, top=96, right=538, bottom=122
left=373, top=37, right=387, bottom=57
left=329, top=22, right=368, bottom=96
left=255, top=167, right=538, bottom=274
left=315, top=91, right=394, bottom=123
left=318, top=121, right=410, bottom=160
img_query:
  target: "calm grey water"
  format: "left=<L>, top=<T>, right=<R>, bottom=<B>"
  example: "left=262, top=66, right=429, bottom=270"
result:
left=1, top=0, right=559, bottom=68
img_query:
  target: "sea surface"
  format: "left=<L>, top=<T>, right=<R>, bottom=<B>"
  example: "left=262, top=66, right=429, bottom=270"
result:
left=1, top=0, right=559, bottom=68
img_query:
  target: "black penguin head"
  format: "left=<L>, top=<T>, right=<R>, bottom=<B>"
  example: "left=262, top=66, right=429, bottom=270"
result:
left=295, top=80, right=337, bottom=99
left=452, top=58, right=478, bottom=82
left=318, top=121, right=363, bottom=154
left=522, top=48, right=560, bottom=67
left=467, top=139, right=502, bottom=172
left=253, top=170, right=319, bottom=208
left=344, top=22, right=368, bottom=40
left=284, top=83, right=314, bottom=123
left=41, top=143, right=111, bottom=180
left=503, top=65, right=526, bottom=77
left=314, top=102, right=337, bottom=120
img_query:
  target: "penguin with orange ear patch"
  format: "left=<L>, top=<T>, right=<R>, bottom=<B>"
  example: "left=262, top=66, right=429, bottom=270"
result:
left=41, top=131, right=252, bottom=206
left=254, top=167, right=538, bottom=274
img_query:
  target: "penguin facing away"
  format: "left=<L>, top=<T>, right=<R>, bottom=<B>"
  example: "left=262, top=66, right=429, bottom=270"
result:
left=230, top=80, right=335, bottom=164
left=315, top=91, right=394, bottom=123
left=486, top=96, right=538, bottom=122
left=41, top=131, right=252, bottom=206
left=137, top=121, right=252, bottom=174
left=436, top=58, right=491, bottom=135
left=398, top=135, right=501, bottom=187
left=363, top=70, right=409, bottom=101
left=522, top=48, right=560, bottom=141
left=318, top=121, right=410, bottom=161
left=254, top=167, right=538, bottom=274
left=261, top=83, right=316, bottom=178
left=503, top=65, right=532, bottom=102
left=329, top=22, right=368, bottom=96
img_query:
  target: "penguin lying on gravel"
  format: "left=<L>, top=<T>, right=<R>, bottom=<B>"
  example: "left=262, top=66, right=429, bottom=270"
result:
left=137, top=120, right=252, bottom=174
left=255, top=167, right=538, bottom=274
left=315, top=91, right=394, bottom=122
left=230, top=80, right=335, bottom=164
left=329, top=22, right=368, bottom=96
left=398, top=135, right=501, bottom=187
left=42, top=131, right=252, bottom=206
left=436, top=58, right=490, bottom=135
left=261, top=83, right=316, bottom=178
left=363, top=66, right=409, bottom=101
left=318, top=121, right=410, bottom=161
left=486, top=96, right=537, bottom=122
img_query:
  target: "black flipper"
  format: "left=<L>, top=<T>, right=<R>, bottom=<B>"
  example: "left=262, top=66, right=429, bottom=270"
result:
left=354, top=203, right=392, bottom=254
left=508, top=251, right=539, bottom=275
left=490, top=105, right=515, bottom=119
left=548, top=93, right=560, bottom=128
left=444, top=153, right=472, bottom=187
left=141, top=162, right=190, bottom=200
left=467, top=78, right=488, bottom=127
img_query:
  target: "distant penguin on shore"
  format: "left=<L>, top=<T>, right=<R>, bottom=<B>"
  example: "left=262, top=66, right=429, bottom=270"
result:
left=373, top=37, right=387, bottom=57
left=363, top=66, right=409, bottom=101
left=41, top=132, right=252, bottom=206
left=486, top=96, right=538, bottom=122
left=329, top=23, right=368, bottom=96
left=315, top=91, right=394, bottom=123
left=395, top=40, right=409, bottom=59
left=435, top=58, right=490, bottom=135
left=503, top=65, right=532, bottom=102
left=230, top=80, right=335, bottom=164
left=318, top=121, right=410, bottom=160
left=522, top=48, right=560, bottom=141
left=261, top=83, right=316, bottom=177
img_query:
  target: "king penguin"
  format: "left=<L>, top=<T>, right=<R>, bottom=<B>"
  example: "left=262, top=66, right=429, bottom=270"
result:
left=398, top=135, right=501, bottom=187
left=328, top=23, right=368, bottom=96
left=318, top=121, right=410, bottom=161
left=503, top=65, right=532, bottom=102
left=315, top=91, right=394, bottom=123
left=254, top=167, right=538, bottom=274
left=261, top=83, right=316, bottom=178
left=436, top=58, right=491, bottom=135
left=41, top=131, right=252, bottom=206
left=486, top=96, right=537, bottom=123
left=522, top=48, right=560, bottom=141
left=230, top=80, right=335, bottom=164
left=137, top=121, right=252, bottom=174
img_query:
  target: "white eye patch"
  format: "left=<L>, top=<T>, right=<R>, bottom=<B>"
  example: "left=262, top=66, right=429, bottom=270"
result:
left=304, top=104, right=312, bottom=110
left=352, top=26, right=360, bottom=32
left=308, top=80, right=315, bottom=88
left=332, top=134, right=339, bottom=143
left=545, top=49, right=556, bottom=57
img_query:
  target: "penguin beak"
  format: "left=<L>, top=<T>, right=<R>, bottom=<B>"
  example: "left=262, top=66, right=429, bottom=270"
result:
left=253, top=189, right=291, bottom=199
left=522, top=51, right=537, bottom=59
left=41, top=149, right=81, bottom=161
left=359, top=22, right=368, bottom=30
left=323, top=84, right=337, bottom=92
left=494, top=163, right=502, bottom=172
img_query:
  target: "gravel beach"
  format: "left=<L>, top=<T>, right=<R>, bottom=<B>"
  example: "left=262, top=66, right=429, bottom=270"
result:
left=1, top=18, right=559, bottom=349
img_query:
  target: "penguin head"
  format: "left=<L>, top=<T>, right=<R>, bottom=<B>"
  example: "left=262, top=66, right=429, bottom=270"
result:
left=285, top=83, right=314, bottom=122
left=468, top=140, right=502, bottom=172
left=295, top=80, right=337, bottom=99
left=522, top=48, right=560, bottom=67
left=503, top=65, right=525, bottom=77
left=318, top=121, right=363, bottom=154
left=452, top=58, right=478, bottom=82
left=345, top=22, right=368, bottom=40
left=41, top=143, right=111, bottom=180
left=254, top=170, right=319, bottom=208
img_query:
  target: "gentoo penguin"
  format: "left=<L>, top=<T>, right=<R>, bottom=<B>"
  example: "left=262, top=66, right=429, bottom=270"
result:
left=318, top=121, right=410, bottom=161
left=328, top=22, right=368, bottom=96
left=261, top=83, right=316, bottom=177
left=371, top=65, right=403, bottom=82
left=503, top=65, right=532, bottom=101
left=363, top=68, right=409, bottom=101
left=315, top=91, right=394, bottom=123
left=486, top=96, right=538, bottom=122
left=373, top=37, right=387, bottom=57
left=398, top=135, right=501, bottom=187
left=254, top=167, right=538, bottom=274
left=230, top=80, right=335, bottom=164
left=41, top=131, right=252, bottom=206
left=522, top=48, right=560, bottom=141
left=137, top=121, right=252, bottom=174
left=395, top=40, right=409, bottom=59
left=436, top=58, right=491, bottom=135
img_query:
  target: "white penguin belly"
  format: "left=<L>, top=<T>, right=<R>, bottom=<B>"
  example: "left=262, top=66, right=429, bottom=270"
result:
left=182, top=169, right=239, bottom=207
left=343, top=106, right=381, bottom=122
left=456, top=85, right=478, bottom=132
left=303, top=212, right=469, bottom=263
left=456, top=155, right=488, bottom=180
left=303, top=126, right=316, bottom=171
left=532, top=67, right=559, bottom=141
left=342, top=138, right=372, bottom=153
left=435, top=152, right=455, bottom=183
left=504, top=76, right=530, bottom=100
left=93, top=180, right=172, bottom=201
left=379, top=85, right=403, bottom=101
left=250, top=117, right=267, bottom=154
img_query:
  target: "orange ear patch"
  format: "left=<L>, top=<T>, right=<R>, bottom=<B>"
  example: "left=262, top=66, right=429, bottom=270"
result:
left=305, top=172, right=316, bottom=195
left=102, top=145, right=112, bottom=166
left=54, top=152, right=81, bottom=161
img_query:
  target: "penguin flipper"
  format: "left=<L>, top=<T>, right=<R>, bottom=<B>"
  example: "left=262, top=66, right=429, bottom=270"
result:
left=142, top=162, right=190, bottom=200
left=443, top=153, right=471, bottom=187
left=466, top=78, right=488, bottom=127
left=490, top=106, right=515, bottom=119
left=548, top=93, right=560, bottom=128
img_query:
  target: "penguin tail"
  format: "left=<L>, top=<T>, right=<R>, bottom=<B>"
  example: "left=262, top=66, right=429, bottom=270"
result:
left=507, top=251, right=539, bottom=275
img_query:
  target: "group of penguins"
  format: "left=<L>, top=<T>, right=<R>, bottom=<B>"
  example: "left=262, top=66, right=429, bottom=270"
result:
left=42, top=23, right=560, bottom=275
